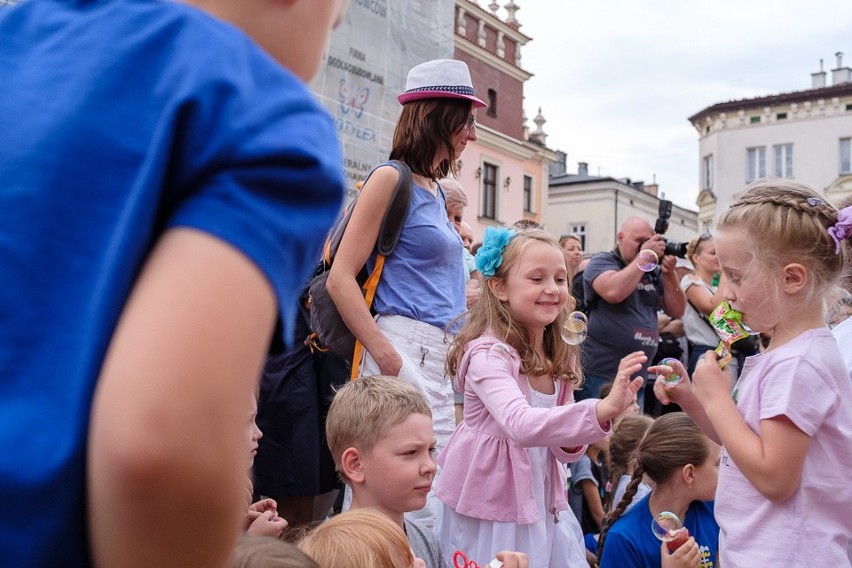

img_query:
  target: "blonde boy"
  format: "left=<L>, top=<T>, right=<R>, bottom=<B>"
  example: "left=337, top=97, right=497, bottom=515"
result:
left=326, top=375, right=443, bottom=568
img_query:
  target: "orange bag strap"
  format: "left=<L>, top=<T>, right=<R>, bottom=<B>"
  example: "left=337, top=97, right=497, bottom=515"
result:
left=350, top=254, right=386, bottom=380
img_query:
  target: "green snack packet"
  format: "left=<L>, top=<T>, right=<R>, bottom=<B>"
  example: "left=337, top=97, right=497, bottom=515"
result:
left=708, top=301, right=751, bottom=368
left=708, top=302, right=750, bottom=345
left=714, top=342, right=732, bottom=368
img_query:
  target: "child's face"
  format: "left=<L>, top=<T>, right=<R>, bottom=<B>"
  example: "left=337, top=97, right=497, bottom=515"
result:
left=492, top=240, right=569, bottom=333
left=357, top=413, right=436, bottom=517
left=692, top=442, right=721, bottom=502
left=716, top=229, right=778, bottom=333
left=247, top=396, right=262, bottom=468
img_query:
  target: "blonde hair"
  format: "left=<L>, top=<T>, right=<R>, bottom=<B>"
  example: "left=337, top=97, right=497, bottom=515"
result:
left=447, top=228, right=582, bottom=386
left=559, top=233, right=582, bottom=248
left=326, top=375, right=431, bottom=481
left=297, top=509, right=414, bottom=568
left=717, top=180, right=847, bottom=303
left=231, top=535, right=318, bottom=568
left=440, top=178, right=468, bottom=211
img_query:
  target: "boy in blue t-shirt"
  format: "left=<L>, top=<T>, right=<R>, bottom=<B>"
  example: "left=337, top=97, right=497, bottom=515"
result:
left=0, top=0, right=348, bottom=566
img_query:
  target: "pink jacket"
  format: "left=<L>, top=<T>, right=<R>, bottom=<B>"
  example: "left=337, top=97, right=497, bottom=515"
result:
left=435, top=335, right=611, bottom=524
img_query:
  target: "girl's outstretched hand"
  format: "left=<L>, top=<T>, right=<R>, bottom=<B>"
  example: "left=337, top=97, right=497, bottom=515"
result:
left=660, top=536, right=701, bottom=568
left=596, top=351, right=646, bottom=424
left=692, top=350, right=733, bottom=405
left=648, top=357, right=692, bottom=406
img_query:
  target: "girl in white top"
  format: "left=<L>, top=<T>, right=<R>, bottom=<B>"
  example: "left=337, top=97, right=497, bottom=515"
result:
left=680, top=233, right=727, bottom=376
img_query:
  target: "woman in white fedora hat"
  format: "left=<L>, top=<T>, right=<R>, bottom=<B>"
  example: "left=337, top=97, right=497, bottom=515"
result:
left=326, top=59, right=484, bottom=527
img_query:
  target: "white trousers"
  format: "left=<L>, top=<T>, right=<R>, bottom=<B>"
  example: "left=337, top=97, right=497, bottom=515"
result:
left=355, top=314, right=456, bottom=531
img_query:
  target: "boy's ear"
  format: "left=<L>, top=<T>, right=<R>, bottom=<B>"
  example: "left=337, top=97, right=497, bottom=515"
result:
left=782, top=263, right=808, bottom=295
left=487, top=276, right=508, bottom=302
left=340, top=447, right=366, bottom=485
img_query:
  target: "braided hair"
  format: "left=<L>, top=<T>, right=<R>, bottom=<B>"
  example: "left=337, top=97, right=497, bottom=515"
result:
left=604, top=414, right=654, bottom=512
left=717, top=179, right=847, bottom=304
left=597, top=413, right=711, bottom=564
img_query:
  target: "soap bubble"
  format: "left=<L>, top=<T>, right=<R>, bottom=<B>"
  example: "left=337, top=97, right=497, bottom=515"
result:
left=656, top=357, right=684, bottom=389
left=487, top=342, right=513, bottom=367
left=636, top=249, right=659, bottom=272
left=651, top=511, right=682, bottom=542
left=560, top=311, right=588, bottom=345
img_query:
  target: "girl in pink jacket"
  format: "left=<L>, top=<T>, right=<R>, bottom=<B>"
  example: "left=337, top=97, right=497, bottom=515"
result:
left=434, top=227, right=645, bottom=568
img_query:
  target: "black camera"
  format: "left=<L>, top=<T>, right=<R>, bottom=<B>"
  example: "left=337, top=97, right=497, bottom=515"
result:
left=654, top=199, right=688, bottom=258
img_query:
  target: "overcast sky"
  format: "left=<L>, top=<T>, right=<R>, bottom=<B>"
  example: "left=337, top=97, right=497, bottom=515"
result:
left=513, top=0, right=852, bottom=210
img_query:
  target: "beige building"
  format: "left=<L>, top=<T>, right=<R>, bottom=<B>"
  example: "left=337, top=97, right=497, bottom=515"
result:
left=545, top=160, right=699, bottom=256
left=689, top=52, right=852, bottom=228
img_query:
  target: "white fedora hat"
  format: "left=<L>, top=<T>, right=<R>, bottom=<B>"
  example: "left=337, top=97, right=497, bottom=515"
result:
left=397, top=59, right=487, bottom=108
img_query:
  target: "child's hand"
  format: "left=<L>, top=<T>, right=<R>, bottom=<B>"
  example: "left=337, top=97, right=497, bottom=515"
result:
left=247, top=497, right=278, bottom=514
left=660, top=536, right=701, bottom=568
left=596, top=351, right=646, bottom=424
left=692, top=351, right=732, bottom=406
left=648, top=358, right=693, bottom=406
left=495, top=550, right=530, bottom=568
left=246, top=509, right=288, bottom=538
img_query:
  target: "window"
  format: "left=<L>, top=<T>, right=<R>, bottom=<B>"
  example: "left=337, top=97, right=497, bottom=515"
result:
left=773, top=144, right=793, bottom=178
left=570, top=224, right=587, bottom=251
left=746, top=146, right=766, bottom=182
left=776, top=112, right=787, bottom=120
left=481, top=162, right=498, bottom=219
left=487, top=89, right=497, bottom=117
left=750, top=116, right=761, bottom=124
left=841, top=138, right=851, bottom=174
left=522, top=175, right=533, bottom=213
left=702, top=155, right=713, bottom=190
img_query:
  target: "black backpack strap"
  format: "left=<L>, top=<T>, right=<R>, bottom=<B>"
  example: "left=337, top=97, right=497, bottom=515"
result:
left=376, top=160, right=412, bottom=256
left=323, top=161, right=412, bottom=263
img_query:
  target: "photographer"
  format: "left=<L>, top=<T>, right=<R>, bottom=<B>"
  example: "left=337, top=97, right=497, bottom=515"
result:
left=577, top=216, right=685, bottom=408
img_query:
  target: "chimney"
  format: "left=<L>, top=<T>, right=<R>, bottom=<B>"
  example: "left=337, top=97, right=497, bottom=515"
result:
left=812, top=59, right=827, bottom=89
left=577, top=162, right=589, bottom=176
left=831, top=51, right=852, bottom=85
left=549, top=150, right=567, bottom=177
left=643, top=183, right=659, bottom=197
left=632, top=181, right=645, bottom=192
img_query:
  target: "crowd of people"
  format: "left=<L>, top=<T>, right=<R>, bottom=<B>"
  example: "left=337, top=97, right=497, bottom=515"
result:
left=2, top=1, right=851, bottom=567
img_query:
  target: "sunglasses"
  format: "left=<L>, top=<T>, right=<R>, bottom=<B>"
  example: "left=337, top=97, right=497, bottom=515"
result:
left=465, top=114, right=477, bottom=133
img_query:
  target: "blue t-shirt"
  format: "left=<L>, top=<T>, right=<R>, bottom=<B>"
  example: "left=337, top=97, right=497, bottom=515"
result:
left=582, top=250, right=664, bottom=378
left=0, top=1, right=343, bottom=565
left=368, top=182, right=465, bottom=329
left=599, top=494, right=719, bottom=568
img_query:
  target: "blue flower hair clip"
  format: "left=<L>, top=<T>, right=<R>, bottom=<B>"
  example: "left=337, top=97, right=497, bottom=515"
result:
left=475, top=226, right=516, bottom=278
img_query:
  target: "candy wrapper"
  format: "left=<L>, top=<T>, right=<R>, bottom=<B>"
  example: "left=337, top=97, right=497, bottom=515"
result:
left=708, top=301, right=750, bottom=368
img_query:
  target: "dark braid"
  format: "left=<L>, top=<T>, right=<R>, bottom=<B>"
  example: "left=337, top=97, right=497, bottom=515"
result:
left=597, top=465, right=645, bottom=564
left=596, top=413, right=711, bottom=566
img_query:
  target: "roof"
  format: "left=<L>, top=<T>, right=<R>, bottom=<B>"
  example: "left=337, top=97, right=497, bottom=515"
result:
left=688, top=81, right=852, bottom=125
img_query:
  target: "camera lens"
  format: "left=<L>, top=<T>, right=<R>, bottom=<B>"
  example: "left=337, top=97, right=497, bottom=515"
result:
left=664, top=241, right=688, bottom=258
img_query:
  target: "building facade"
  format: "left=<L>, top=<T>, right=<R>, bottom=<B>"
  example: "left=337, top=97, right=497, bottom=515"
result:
left=452, top=0, right=560, bottom=242
left=310, top=0, right=456, bottom=197
left=546, top=160, right=699, bottom=256
left=689, top=52, right=852, bottom=228
left=308, top=0, right=558, bottom=245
